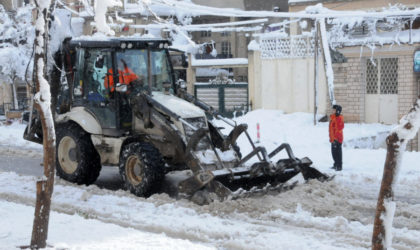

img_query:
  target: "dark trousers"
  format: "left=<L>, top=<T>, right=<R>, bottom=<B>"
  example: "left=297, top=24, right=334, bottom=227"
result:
left=331, top=141, right=342, bottom=170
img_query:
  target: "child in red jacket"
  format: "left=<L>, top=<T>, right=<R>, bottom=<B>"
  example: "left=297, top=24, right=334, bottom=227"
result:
left=329, top=105, right=344, bottom=171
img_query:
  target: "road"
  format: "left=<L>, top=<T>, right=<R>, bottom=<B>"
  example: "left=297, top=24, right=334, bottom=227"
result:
left=0, top=147, right=124, bottom=191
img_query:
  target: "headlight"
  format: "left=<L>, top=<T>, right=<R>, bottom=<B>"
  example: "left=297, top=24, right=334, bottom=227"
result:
left=121, top=42, right=127, bottom=49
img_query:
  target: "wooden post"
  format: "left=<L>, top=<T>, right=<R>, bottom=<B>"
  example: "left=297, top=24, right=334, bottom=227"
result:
left=30, top=0, right=57, bottom=249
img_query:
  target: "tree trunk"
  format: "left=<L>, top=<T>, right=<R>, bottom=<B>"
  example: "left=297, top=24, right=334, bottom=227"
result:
left=372, top=133, right=399, bottom=250
left=372, top=98, right=420, bottom=250
left=30, top=0, right=56, bottom=249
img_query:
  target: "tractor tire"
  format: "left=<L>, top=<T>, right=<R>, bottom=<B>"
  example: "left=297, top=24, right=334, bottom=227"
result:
left=55, top=123, right=102, bottom=185
left=119, top=142, right=165, bottom=197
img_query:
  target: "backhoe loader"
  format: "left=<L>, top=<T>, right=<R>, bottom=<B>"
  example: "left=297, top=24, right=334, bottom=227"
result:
left=24, top=37, right=329, bottom=204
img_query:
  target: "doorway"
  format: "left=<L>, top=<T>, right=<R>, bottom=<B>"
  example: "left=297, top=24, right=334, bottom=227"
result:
left=365, top=58, right=398, bottom=124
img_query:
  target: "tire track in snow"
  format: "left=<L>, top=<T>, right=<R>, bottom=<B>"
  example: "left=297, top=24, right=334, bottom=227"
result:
left=1, top=172, right=420, bottom=249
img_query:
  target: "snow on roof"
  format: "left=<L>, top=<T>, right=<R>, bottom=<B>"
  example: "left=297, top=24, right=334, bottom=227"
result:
left=120, top=0, right=420, bottom=19
left=191, top=58, right=248, bottom=67
left=331, top=29, right=420, bottom=47
left=288, top=0, right=319, bottom=5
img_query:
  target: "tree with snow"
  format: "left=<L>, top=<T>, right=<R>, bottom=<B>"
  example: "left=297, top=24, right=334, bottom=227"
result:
left=0, top=4, right=34, bottom=110
left=372, top=97, right=420, bottom=249
left=29, top=0, right=56, bottom=248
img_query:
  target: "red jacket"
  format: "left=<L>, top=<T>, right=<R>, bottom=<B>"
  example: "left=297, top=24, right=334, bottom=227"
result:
left=329, top=114, right=344, bottom=143
left=104, top=67, right=139, bottom=92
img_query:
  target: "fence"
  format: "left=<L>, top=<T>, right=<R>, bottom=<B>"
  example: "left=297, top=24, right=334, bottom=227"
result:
left=248, top=34, right=329, bottom=115
left=194, top=83, right=248, bottom=118
left=259, top=34, right=316, bottom=59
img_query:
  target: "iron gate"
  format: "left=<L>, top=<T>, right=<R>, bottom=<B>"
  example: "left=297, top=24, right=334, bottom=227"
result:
left=194, top=83, right=248, bottom=118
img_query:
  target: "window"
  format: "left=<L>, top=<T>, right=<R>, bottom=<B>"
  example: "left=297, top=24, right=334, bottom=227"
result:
left=124, top=0, right=140, bottom=10
left=17, top=86, right=27, bottom=110
left=366, top=59, right=378, bottom=94
left=201, top=31, right=211, bottom=37
left=366, top=58, right=398, bottom=94
left=82, top=49, right=113, bottom=100
left=221, top=41, right=231, bottom=56
left=221, top=31, right=231, bottom=37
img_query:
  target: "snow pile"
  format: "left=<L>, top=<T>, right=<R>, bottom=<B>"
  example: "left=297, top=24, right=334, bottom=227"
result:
left=213, top=110, right=393, bottom=163
left=0, top=122, right=42, bottom=159
left=0, top=200, right=213, bottom=250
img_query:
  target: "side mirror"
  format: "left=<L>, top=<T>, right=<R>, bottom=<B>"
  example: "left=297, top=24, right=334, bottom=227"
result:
left=115, top=83, right=127, bottom=93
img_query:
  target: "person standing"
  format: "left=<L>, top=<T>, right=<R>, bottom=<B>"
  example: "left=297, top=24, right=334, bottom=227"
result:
left=329, top=105, right=344, bottom=171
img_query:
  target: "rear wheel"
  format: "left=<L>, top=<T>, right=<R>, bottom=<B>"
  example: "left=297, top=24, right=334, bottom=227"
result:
left=119, top=142, right=165, bottom=197
left=56, top=123, right=102, bottom=185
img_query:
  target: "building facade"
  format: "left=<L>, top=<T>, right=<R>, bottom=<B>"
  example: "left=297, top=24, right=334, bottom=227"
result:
left=288, top=0, right=420, bottom=151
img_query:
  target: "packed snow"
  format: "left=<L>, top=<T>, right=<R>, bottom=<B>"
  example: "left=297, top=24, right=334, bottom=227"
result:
left=1, top=110, right=420, bottom=249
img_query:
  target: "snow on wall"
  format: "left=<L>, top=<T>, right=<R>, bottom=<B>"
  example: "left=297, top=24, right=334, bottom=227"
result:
left=247, top=40, right=260, bottom=51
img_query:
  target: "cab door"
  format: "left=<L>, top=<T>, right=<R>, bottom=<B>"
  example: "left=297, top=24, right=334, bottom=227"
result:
left=74, top=48, right=119, bottom=135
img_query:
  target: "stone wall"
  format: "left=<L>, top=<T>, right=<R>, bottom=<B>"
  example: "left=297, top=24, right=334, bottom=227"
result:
left=333, top=57, right=365, bottom=123
left=332, top=52, right=419, bottom=151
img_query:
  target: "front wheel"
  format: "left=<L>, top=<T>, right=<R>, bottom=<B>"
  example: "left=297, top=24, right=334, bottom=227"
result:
left=119, top=142, right=165, bottom=197
left=55, top=123, right=102, bottom=185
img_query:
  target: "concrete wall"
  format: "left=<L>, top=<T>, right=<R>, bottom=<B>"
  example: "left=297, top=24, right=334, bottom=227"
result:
left=248, top=50, right=328, bottom=115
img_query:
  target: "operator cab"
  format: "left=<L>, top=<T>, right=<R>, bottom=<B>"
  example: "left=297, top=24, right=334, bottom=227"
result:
left=58, top=38, right=175, bottom=136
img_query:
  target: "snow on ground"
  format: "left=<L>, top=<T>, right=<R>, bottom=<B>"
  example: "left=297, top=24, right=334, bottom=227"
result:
left=0, top=122, right=42, bottom=158
left=1, top=110, right=420, bottom=249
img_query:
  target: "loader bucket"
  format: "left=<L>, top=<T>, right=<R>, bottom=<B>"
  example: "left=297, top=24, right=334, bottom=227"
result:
left=181, top=143, right=330, bottom=204
left=176, top=119, right=330, bottom=204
